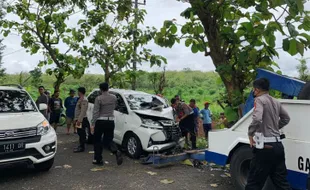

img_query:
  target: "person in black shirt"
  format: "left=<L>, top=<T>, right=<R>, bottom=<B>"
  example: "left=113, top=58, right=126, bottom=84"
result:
left=49, top=90, right=63, bottom=131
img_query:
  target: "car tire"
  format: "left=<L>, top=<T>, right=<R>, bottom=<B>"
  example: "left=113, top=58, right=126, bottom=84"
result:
left=298, top=82, right=310, bottom=100
left=34, top=158, right=54, bottom=172
left=125, top=133, right=142, bottom=159
left=230, top=146, right=276, bottom=190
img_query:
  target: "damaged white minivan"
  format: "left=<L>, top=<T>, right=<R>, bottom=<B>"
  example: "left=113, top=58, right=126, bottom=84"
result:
left=87, top=89, right=183, bottom=158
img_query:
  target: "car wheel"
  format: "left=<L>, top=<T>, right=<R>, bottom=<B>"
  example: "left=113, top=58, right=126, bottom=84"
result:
left=125, top=134, right=142, bottom=159
left=230, top=146, right=275, bottom=190
left=34, top=158, right=54, bottom=172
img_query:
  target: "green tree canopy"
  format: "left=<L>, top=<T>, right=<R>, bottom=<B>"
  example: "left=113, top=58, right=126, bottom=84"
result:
left=0, top=0, right=90, bottom=90
left=77, top=0, right=167, bottom=85
left=155, top=0, right=310, bottom=107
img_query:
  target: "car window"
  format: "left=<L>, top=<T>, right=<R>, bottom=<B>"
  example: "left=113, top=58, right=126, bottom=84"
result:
left=125, top=94, right=168, bottom=110
left=88, top=90, right=100, bottom=104
left=0, top=90, right=37, bottom=113
left=110, top=92, right=128, bottom=114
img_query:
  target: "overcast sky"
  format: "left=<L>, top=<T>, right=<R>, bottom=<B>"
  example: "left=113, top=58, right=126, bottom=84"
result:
left=2, top=0, right=310, bottom=77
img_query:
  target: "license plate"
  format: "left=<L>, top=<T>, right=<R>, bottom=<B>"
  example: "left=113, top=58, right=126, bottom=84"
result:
left=0, top=142, right=25, bottom=153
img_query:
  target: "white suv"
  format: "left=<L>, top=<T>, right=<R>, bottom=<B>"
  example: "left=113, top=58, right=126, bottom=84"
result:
left=0, top=85, right=57, bottom=171
left=87, top=89, right=184, bottom=158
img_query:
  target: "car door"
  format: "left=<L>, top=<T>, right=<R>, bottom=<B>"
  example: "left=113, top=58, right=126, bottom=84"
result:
left=110, top=92, right=128, bottom=145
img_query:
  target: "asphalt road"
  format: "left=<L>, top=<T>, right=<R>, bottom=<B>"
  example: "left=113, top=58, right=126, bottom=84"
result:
left=0, top=127, right=233, bottom=190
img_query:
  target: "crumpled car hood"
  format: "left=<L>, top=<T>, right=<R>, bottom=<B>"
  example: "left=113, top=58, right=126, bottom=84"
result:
left=132, top=107, right=174, bottom=120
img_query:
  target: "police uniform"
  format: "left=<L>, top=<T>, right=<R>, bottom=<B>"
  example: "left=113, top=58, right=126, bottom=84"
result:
left=91, top=91, right=122, bottom=165
left=74, top=96, right=90, bottom=152
left=246, top=93, right=291, bottom=190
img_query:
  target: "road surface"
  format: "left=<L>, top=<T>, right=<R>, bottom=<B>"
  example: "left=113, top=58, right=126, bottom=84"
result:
left=0, top=127, right=233, bottom=190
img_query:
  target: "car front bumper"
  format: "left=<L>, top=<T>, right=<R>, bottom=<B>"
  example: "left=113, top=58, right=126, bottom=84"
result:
left=145, top=137, right=185, bottom=152
left=0, top=129, right=57, bottom=165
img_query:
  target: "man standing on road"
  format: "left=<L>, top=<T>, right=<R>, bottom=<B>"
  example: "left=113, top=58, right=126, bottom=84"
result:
left=36, top=86, right=49, bottom=119
left=73, top=87, right=90, bottom=153
left=65, top=89, right=78, bottom=135
left=189, top=99, right=200, bottom=134
left=246, top=78, right=291, bottom=190
left=200, top=102, right=212, bottom=140
left=49, top=90, right=63, bottom=131
left=91, top=82, right=123, bottom=166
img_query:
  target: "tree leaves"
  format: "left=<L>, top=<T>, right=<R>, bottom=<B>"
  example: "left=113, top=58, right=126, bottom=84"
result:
left=191, top=44, right=198, bottom=53
left=283, top=38, right=290, bottom=51
left=296, top=41, right=304, bottom=56
left=288, top=39, right=297, bottom=56
left=283, top=38, right=304, bottom=56
left=185, top=39, right=192, bottom=47
left=287, top=23, right=299, bottom=37
left=296, top=0, right=304, bottom=12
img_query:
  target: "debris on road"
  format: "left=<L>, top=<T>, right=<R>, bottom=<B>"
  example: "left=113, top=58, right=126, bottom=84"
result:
left=146, top=171, right=157, bottom=176
left=54, top=166, right=62, bottom=169
left=104, top=161, right=109, bottom=164
left=210, top=183, right=218, bottom=187
left=160, top=179, right=174, bottom=184
left=89, top=151, right=94, bottom=154
left=181, top=159, right=193, bottom=167
left=225, top=173, right=231, bottom=177
left=220, top=174, right=228, bottom=178
left=63, top=164, right=72, bottom=169
left=90, top=167, right=104, bottom=172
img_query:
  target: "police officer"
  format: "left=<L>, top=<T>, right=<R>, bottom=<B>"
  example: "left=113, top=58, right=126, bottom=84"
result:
left=73, top=87, right=90, bottom=153
left=90, top=82, right=123, bottom=166
left=246, top=78, right=291, bottom=190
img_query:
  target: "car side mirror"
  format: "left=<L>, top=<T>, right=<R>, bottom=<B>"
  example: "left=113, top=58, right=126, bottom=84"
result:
left=39, top=103, right=48, bottom=111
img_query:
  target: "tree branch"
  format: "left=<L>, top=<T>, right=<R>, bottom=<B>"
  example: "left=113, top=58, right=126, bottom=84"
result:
left=276, top=5, right=288, bottom=22
left=64, top=47, right=71, bottom=55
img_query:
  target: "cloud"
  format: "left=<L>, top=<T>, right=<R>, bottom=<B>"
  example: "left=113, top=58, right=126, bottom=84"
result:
left=1, top=0, right=310, bottom=77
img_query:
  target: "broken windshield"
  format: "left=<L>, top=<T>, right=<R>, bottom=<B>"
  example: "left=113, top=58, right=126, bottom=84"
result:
left=125, top=94, right=168, bottom=110
left=0, top=90, right=37, bottom=113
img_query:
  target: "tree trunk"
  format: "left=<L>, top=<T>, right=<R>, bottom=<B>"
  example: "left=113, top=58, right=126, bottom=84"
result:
left=53, top=73, right=65, bottom=93
left=104, top=60, right=110, bottom=84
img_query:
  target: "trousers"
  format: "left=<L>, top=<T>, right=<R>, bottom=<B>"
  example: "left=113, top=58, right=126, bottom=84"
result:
left=94, top=120, right=118, bottom=161
left=77, top=117, right=90, bottom=148
left=179, top=114, right=196, bottom=149
left=245, top=142, right=291, bottom=190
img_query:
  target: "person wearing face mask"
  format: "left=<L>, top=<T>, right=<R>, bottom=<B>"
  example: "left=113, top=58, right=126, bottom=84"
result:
left=245, top=78, right=291, bottom=190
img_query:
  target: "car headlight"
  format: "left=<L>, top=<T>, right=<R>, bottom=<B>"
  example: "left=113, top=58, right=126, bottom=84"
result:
left=37, top=120, right=51, bottom=135
left=141, top=118, right=163, bottom=129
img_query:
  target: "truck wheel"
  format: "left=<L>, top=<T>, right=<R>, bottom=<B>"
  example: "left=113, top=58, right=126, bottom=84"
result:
left=298, top=82, right=310, bottom=100
left=34, top=158, right=54, bottom=172
left=230, top=146, right=275, bottom=190
left=125, top=134, right=142, bottom=159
